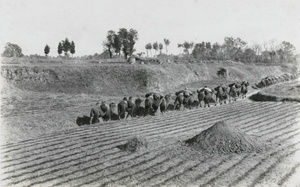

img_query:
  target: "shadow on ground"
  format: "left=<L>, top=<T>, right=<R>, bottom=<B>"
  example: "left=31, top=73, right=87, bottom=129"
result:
left=249, top=92, right=300, bottom=102
left=76, top=113, right=119, bottom=126
left=249, top=92, right=277, bottom=102
left=76, top=115, right=91, bottom=126
left=77, top=101, right=219, bottom=127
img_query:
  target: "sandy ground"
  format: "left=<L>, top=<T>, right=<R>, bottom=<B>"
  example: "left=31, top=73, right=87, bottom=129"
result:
left=1, top=76, right=300, bottom=186
left=0, top=93, right=300, bottom=187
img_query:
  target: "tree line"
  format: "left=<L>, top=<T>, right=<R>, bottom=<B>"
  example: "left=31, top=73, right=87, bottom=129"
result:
left=1, top=38, right=76, bottom=58
left=43, top=38, right=76, bottom=57
left=1, top=29, right=298, bottom=64
left=144, top=39, right=170, bottom=57
left=179, top=37, right=297, bottom=63
left=141, top=37, right=298, bottom=63
left=56, top=38, right=76, bottom=57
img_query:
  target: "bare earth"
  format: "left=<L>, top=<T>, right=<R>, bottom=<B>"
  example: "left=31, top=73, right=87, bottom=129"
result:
left=1, top=92, right=300, bottom=186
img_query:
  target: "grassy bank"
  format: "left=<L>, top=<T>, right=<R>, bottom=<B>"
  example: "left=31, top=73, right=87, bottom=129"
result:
left=1, top=61, right=297, bottom=95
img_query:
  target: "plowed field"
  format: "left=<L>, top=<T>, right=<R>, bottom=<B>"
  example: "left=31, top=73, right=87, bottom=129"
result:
left=1, top=98, right=300, bottom=187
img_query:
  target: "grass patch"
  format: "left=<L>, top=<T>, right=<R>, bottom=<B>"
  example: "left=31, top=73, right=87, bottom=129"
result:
left=117, top=137, right=148, bottom=152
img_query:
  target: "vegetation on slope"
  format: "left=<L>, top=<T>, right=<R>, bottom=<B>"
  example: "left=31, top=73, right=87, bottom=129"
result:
left=1, top=62, right=297, bottom=96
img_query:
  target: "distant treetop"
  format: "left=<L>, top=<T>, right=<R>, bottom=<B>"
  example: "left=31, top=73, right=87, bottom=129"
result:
left=1, top=43, right=23, bottom=57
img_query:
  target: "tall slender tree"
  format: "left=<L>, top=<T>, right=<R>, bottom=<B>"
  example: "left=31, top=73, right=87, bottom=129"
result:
left=70, top=41, right=75, bottom=57
left=57, top=42, right=63, bottom=56
left=44, top=44, right=50, bottom=57
left=183, top=41, right=192, bottom=55
left=164, top=39, right=170, bottom=55
left=153, top=42, right=158, bottom=57
left=112, top=34, right=121, bottom=56
left=103, top=30, right=115, bottom=58
left=128, top=29, right=138, bottom=56
left=145, top=43, right=152, bottom=57
left=159, top=43, right=163, bottom=54
left=178, top=43, right=183, bottom=54
left=61, top=38, right=71, bottom=56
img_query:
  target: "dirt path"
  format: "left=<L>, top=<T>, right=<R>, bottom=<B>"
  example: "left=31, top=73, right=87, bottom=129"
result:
left=0, top=97, right=300, bottom=187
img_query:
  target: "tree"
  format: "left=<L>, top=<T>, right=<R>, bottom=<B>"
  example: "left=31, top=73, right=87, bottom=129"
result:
left=44, top=44, right=50, bottom=56
left=118, top=28, right=138, bottom=59
left=118, top=28, right=129, bottom=58
left=57, top=42, right=63, bottom=55
left=128, top=29, right=138, bottom=56
left=276, top=48, right=285, bottom=62
left=251, top=42, right=262, bottom=56
left=112, top=34, right=121, bottom=56
left=261, top=51, right=271, bottom=63
left=164, top=38, right=170, bottom=54
left=191, top=42, right=213, bottom=60
left=269, top=51, right=276, bottom=63
left=233, top=38, right=247, bottom=49
left=61, top=38, right=71, bottom=56
left=268, top=39, right=279, bottom=52
left=153, top=42, right=158, bottom=57
left=183, top=41, right=194, bottom=55
left=103, top=41, right=112, bottom=58
left=1, top=43, right=23, bottom=57
left=192, top=42, right=206, bottom=59
left=189, top=42, right=194, bottom=54
left=178, top=43, right=183, bottom=54
left=159, top=43, right=163, bottom=54
left=183, top=41, right=190, bottom=55
left=223, top=37, right=247, bottom=61
left=103, top=30, right=122, bottom=58
left=103, top=30, right=115, bottom=58
left=145, top=43, right=152, bottom=57
left=234, top=48, right=244, bottom=61
left=268, top=39, right=279, bottom=63
left=243, top=48, right=256, bottom=63
left=70, top=41, right=75, bottom=57
left=276, top=41, right=296, bottom=63
left=212, top=43, right=221, bottom=60
left=261, top=39, right=281, bottom=63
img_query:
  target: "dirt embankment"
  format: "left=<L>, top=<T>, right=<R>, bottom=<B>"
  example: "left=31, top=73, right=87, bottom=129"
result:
left=250, top=80, right=300, bottom=102
left=1, top=62, right=297, bottom=96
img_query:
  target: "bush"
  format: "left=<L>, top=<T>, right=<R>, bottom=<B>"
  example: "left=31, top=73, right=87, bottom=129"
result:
left=1, top=43, right=24, bottom=57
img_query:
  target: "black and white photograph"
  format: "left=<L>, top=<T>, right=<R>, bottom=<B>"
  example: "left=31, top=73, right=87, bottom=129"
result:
left=0, top=0, right=300, bottom=186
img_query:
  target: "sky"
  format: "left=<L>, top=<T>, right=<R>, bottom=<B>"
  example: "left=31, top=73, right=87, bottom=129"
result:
left=0, top=0, right=299, bottom=57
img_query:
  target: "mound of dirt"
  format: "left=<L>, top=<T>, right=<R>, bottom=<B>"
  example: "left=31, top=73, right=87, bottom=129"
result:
left=117, top=137, right=147, bottom=152
left=185, top=121, right=262, bottom=155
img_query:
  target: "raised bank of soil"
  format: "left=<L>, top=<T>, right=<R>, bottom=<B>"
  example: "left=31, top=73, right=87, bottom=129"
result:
left=185, top=121, right=263, bottom=155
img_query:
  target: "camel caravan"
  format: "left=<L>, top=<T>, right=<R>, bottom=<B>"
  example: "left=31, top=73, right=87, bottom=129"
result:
left=89, top=72, right=300, bottom=125
left=89, top=81, right=250, bottom=125
left=256, top=72, right=300, bottom=88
